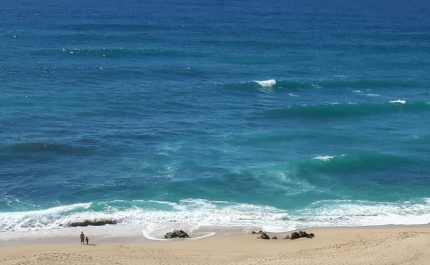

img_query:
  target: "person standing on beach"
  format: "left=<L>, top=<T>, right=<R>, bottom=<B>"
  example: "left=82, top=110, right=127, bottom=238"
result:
left=80, top=232, right=85, bottom=244
left=85, top=236, right=89, bottom=245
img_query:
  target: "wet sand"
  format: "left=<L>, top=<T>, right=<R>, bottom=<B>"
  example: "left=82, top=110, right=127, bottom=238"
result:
left=1, top=225, right=430, bottom=264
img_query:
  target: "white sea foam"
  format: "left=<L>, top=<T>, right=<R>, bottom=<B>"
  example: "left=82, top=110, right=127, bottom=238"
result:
left=294, top=200, right=430, bottom=227
left=2, top=198, right=430, bottom=237
left=256, top=79, right=276, bottom=87
left=0, top=200, right=293, bottom=234
left=313, top=156, right=334, bottom=161
left=142, top=222, right=200, bottom=240
left=0, top=203, right=91, bottom=232
left=389, top=99, right=406, bottom=104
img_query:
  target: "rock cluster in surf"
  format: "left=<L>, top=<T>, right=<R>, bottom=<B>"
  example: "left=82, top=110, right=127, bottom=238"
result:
left=68, top=219, right=117, bottom=227
left=164, top=229, right=190, bottom=239
left=252, top=230, right=315, bottom=240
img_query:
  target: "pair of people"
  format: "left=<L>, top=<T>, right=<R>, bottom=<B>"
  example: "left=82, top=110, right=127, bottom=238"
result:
left=80, top=232, right=89, bottom=245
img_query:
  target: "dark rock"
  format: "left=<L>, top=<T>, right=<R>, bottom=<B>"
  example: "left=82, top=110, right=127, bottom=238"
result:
left=299, top=231, right=309, bottom=237
left=272, top=236, right=277, bottom=239
left=290, top=232, right=301, bottom=240
left=285, top=230, right=315, bottom=240
left=69, top=219, right=117, bottom=227
left=164, top=229, right=190, bottom=239
left=256, top=231, right=270, bottom=239
left=260, top=233, right=270, bottom=240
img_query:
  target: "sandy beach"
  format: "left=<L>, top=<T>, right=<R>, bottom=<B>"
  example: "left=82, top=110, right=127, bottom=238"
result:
left=1, top=225, right=430, bottom=265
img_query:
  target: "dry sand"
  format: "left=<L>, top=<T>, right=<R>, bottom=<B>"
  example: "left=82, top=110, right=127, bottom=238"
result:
left=1, top=225, right=430, bottom=265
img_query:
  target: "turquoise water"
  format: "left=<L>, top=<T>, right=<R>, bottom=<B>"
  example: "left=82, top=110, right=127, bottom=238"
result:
left=1, top=0, right=430, bottom=236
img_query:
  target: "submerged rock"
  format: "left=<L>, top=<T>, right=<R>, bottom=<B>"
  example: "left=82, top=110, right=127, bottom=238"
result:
left=68, top=219, right=117, bottom=227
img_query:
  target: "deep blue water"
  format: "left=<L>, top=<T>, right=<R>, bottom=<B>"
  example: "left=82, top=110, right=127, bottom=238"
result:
left=1, top=0, right=430, bottom=235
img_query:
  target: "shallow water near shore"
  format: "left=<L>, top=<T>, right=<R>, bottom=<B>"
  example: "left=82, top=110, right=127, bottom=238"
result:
left=1, top=0, right=430, bottom=235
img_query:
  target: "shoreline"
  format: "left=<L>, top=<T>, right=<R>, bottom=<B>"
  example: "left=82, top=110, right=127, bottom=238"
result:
left=1, top=223, right=429, bottom=246
left=1, top=224, right=430, bottom=264
left=0, top=224, right=257, bottom=247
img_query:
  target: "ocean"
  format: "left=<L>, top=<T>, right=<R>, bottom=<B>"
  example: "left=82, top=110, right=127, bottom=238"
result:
left=1, top=0, right=430, bottom=239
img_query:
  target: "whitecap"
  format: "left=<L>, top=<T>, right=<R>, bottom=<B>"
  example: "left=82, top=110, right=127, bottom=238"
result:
left=313, top=156, right=334, bottom=161
left=389, top=99, right=406, bottom=104
left=255, top=79, right=276, bottom=87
